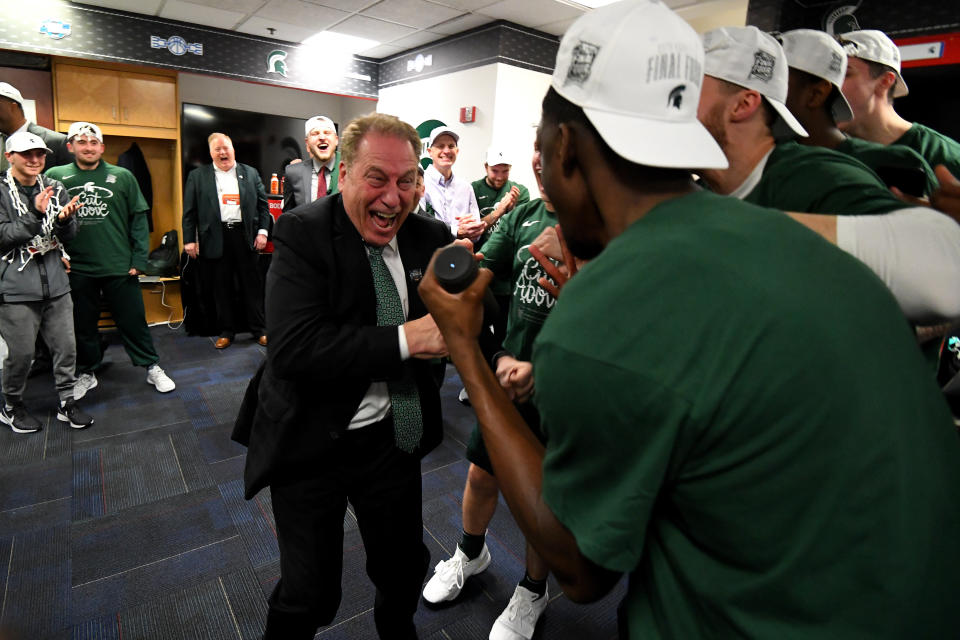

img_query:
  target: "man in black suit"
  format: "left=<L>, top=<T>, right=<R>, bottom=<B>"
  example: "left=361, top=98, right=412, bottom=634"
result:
left=0, top=83, right=72, bottom=173
left=283, top=115, right=340, bottom=211
left=245, top=113, right=453, bottom=639
left=182, top=132, right=270, bottom=348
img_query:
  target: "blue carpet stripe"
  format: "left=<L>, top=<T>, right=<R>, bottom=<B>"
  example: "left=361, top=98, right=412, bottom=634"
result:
left=218, top=480, right=279, bottom=568
left=170, top=430, right=215, bottom=491
left=1, top=524, right=70, bottom=637
left=100, top=438, right=191, bottom=515
left=72, top=448, right=106, bottom=522
left=179, top=384, right=217, bottom=430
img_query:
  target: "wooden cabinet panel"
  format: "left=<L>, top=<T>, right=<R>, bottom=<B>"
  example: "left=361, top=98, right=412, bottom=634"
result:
left=55, top=65, right=120, bottom=124
left=119, top=73, right=177, bottom=128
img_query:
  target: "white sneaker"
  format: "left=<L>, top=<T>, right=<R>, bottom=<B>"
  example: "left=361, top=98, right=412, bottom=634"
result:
left=422, top=544, right=491, bottom=603
left=458, top=387, right=471, bottom=406
left=489, top=585, right=548, bottom=640
left=74, top=372, right=98, bottom=400
left=146, top=364, right=176, bottom=393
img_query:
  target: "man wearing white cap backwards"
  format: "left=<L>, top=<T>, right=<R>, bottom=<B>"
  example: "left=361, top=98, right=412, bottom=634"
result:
left=283, top=115, right=340, bottom=211
left=780, top=29, right=937, bottom=198
left=418, top=1, right=960, bottom=637
left=0, top=131, right=94, bottom=434
left=697, top=25, right=960, bottom=324
left=839, top=29, right=960, bottom=180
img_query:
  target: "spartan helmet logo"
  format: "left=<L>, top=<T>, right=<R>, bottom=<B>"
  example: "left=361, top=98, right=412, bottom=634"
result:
left=267, top=50, right=288, bottom=77
left=667, top=85, right=686, bottom=110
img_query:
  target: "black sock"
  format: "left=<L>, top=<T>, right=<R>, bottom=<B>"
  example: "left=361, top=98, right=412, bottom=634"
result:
left=519, top=572, right=547, bottom=597
left=459, top=530, right=486, bottom=560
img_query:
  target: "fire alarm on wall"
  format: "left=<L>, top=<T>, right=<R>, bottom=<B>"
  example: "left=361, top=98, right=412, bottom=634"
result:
left=459, top=106, right=476, bottom=123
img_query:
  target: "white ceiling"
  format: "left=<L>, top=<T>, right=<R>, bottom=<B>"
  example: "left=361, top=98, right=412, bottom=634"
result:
left=73, top=0, right=745, bottom=59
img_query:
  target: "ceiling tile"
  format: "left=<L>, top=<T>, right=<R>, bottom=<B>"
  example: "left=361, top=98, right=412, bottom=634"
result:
left=358, top=43, right=406, bottom=58
left=308, top=0, right=380, bottom=11
left=427, top=12, right=494, bottom=35
left=235, top=16, right=319, bottom=42
left=255, top=0, right=350, bottom=28
left=362, top=0, right=464, bottom=29
left=535, top=15, right=578, bottom=36
left=74, top=0, right=165, bottom=14
left=425, top=0, right=500, bottom=10
left=159, top=0, right=246, bottom=30
left=178, top=0, right=266, bottom=12
left=332, top=14, right=418, bottom=42
left=476, top=0, right=584, bottom=24
left=388, top=30, right=445, bottom=49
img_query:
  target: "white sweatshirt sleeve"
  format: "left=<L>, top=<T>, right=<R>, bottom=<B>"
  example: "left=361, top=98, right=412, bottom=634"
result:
left=836, top=206, right=960, bottom=323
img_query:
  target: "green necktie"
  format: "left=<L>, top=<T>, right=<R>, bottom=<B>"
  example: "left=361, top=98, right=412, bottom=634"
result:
left=367, top=244, right=423, bottom=452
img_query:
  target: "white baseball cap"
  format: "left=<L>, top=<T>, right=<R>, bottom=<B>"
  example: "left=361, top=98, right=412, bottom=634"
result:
left=838, top=29, right=908, bottom=98
left=551, top=0, right=727, bottom=169
left=304, top=115, right=336, bottom=137
left=427, top=126, right=459, bottom=148
left=5, top=131, right=52, bottom=154
left=67, top=121, right=104, bottom=143
left=703, top=26, right=808, bottom=138
left=0, top=82, right=24, bottom=106
left=780, top=29, right=854, bottom=123
left=485, top=147, right=511, bottom=166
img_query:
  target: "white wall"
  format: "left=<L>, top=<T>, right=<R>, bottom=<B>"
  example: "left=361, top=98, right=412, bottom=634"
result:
left=377, top=62, right=550, bottom=196
left=177, top=73, right=377, bottom=128
left=490, top=64, right=552, bottom=196
left=377, top=64, right=499, bottom=186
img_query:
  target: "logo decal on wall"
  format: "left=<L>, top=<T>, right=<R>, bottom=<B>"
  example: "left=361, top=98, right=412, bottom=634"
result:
left=39, top=19, right=72, bottom=40
left=407, top=54, right=433, bottom=73
left=150, top=35, right=203, bottom=56
left=267, top=50, right=288, bottom=77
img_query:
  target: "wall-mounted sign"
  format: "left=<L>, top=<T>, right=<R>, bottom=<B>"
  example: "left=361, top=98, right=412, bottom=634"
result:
left=407, top=53, right=433, bottom=73
left=267, top=49, right=288, bottom=76
left=150, top=35, right=203, bottom=56
left=39, top=19, right=71, bottom=40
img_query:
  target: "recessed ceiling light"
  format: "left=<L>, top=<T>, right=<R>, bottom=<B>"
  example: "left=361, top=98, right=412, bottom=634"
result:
left=302, top=31, right=380, bottom=54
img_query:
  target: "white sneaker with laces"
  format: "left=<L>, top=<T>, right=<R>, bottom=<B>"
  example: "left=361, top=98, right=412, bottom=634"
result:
left=489, top=585, right=548, bottom=640
left=74, top=372, right=98, bottom=400
left=146, top=364, right=176, bottom=392
left=422, top=544, right=491, bottom=603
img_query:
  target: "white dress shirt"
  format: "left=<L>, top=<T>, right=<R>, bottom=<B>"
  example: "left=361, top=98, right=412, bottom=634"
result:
left=213, top=164, right=242, bottom=223
left=349, top=235, right=412, bottom=430
left=423, top=163, right=480, bottom=237
left=310, top=156, right=337, bottom=203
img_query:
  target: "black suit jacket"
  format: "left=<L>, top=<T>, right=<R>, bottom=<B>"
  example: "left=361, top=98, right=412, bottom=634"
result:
left=282, top=151, right=340, bottom=212
left=181, top=162, right=270, bottom=259
left=239, top=194, right=453, bottom=498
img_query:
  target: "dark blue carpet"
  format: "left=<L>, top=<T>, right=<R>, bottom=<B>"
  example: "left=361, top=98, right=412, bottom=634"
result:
left=0, top=327, right=621, bottom=639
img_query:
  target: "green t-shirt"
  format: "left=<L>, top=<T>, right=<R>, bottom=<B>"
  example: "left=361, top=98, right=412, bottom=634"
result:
left=534, top=189, right=960, bottom=638
left=894, top=122, right=960, bottom=178
left=479, top=198, right=557, bottom=360
left=834, top=136, right=938, bottom=197
left=46, top=161, right=150, bottom=276
left=745, top=141, right=911, bottom=214
left=472, top=177, right=530, bottom=244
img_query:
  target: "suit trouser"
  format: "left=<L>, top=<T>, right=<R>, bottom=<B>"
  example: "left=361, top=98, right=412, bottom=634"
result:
left=265, top=416, right=428, bottom=640
left=69, top=273, right=159, bottom=373
left=202, top=224, right=265, bottom=339
left=0, top=294, right=77, bottom=405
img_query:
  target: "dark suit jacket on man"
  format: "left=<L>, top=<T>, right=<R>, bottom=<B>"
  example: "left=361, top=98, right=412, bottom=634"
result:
left=28, top=122, right=72, bottom=169
left=182, top=162, right=270, bottom=259
left=282, top=151, right=340, bottom=212
left=239, top=193, right=452, bottom=499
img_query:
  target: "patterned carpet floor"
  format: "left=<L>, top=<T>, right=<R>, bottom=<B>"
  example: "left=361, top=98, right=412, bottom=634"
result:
left=0, top=326, right=622, bottom=639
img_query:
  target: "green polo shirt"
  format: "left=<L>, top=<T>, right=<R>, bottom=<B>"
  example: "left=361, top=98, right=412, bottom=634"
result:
left=893, top=122, right=960, bottom=178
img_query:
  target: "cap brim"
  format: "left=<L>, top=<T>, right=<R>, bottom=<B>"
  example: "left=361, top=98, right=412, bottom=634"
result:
left=831, top=91, right=854, bottom=124
left=894, top=75, right=908, bottom=98
left=583, top=107, right=728, bottom=170
left=767, top=98, right=808, bottom=138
